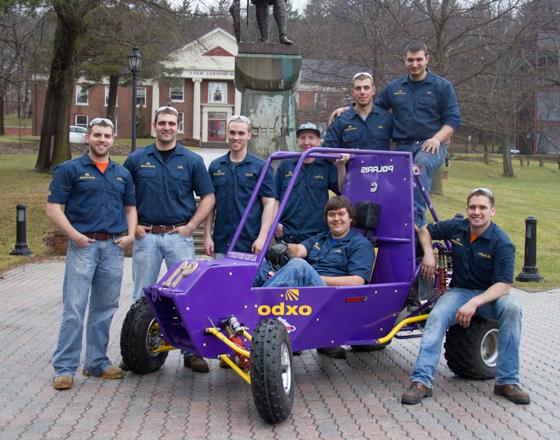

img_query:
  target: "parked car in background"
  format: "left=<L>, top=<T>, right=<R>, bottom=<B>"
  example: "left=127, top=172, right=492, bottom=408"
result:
left=497, top=146, right=520, bottom=155
left=69, top=125, right=87, bottom=144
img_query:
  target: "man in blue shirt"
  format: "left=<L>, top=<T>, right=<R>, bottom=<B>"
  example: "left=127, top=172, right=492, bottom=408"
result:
left=204, top=115, right=276, bottom=257
left=402, top=188, right=530, bottom=405
left=376, top=40, right=461, bottom=226
left=123, top=106, right=215, bottom=373
left=323, top=72, right=392, bottom=150
left=46, top=118, right=137, bottom=390
left=275, top=122, right=347, bottom=244
left=259, top=196, right=375, bottom=358
left=329, top=42, right=461, bottom=226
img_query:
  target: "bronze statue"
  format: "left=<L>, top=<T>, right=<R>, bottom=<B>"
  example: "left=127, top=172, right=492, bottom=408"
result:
left=229, top=0, right=293, bottom=45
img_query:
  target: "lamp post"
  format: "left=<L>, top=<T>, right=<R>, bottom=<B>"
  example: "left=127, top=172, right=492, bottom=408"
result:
left=128, top=47, right=143, bottom=152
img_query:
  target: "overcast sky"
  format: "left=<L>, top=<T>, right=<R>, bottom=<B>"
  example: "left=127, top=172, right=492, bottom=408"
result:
left=190, top=0, right=309, bottom=13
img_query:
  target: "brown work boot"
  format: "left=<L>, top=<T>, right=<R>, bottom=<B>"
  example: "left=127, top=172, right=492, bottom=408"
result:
left=52, top=375, right=73, bottom=390
left=317, top=346, right=347, bottom=359
left=494, top=384, right=531, bottom=404
left=184, top=354, right=209, bottom=373
left=82, top=366, right=124, bottom=380
left=401, top=381, right=433, bottom=405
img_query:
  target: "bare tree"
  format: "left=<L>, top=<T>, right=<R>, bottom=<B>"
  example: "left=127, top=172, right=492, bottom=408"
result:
left=35, top=0, right=102, bottom=173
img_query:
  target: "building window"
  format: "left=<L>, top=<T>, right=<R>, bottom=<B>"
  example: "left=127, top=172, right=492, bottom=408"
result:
left=75, top=115, right=88, bottom=128
left=76, top=85, right=88, bottom=106
left=208, top=112, right=227, bottom=142
left=170, top=85, right=184, bottom=102
left=208, top=82, right=227, bottom=103
left=136, top=87, right=146, bottom=106
left=105, top=86, right=118, bottom=107
left=178, top=112, right=184, bottom=133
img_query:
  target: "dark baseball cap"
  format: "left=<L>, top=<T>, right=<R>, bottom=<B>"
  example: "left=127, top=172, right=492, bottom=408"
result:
left=296, top=122, right=320, bottom=138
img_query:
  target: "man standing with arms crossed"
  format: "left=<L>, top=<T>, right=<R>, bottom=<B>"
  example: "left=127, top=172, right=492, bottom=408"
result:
left=323, top=72, right=392, bottom=151
left=401, top=188, right=530, bottom=405
left=47, top=118, right=136, bottom=390
left=123, top=106, right=215, bottom=373
left=204, top=115, right=275, bottom=258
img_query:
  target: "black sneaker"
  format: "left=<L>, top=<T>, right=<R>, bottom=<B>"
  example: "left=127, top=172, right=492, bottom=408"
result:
left=317, top=346, right=346, bottom=359
left=183, top=354, right=209, bottom=373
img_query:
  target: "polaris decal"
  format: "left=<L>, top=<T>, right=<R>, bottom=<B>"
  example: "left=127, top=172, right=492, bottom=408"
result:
left=360, top=165, right=394, bottom=174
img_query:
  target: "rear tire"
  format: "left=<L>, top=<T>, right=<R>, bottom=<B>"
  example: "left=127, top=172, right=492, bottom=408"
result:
left=120, top=297, right=169, bottom=374
left=250, top=318, right=294, bottom=424
left=444, top=317, right=498, bottom=380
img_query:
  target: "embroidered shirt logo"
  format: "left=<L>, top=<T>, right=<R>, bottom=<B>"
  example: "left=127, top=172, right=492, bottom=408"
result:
left=140, top=162, right=156, bottom=168
left=79, top=173, right=95, bottom=180
left=451, top=238, right=463, bottom=247
left=478, top=252, right=492, bottom=259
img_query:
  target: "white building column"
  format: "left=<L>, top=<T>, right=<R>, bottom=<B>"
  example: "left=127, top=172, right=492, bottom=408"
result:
left=234, top=88, right=242, bottom=116
left=192, top=78, right=202, bottom=140
left=150, top=80, right=159, bottom=136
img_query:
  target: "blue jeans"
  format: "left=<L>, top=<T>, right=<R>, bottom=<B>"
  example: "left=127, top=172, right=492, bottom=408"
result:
left=261, top=258, right=326, bottom=287
left=410, top=287, right=522, bottom=388
left=132, top=232, right=195, bottom=301
left=397, top=142, right=447, bottom=226
left=52, top=240, right=124, bottom=377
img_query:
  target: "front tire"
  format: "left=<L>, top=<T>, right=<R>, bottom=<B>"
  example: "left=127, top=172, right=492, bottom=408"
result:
left=120, top=297, right=169, bottom=374
left=250, top=318, right=294, bottom=424
left=444, top=317, right=498, bottom=380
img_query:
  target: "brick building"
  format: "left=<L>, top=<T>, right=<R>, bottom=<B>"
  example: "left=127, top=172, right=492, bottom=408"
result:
left=31, top=28, right=360, bottom=147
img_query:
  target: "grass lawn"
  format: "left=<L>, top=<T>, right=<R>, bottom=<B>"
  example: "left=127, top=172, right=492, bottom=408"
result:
left=4, top=114, right=32, bottom=127
left=0, top=154, right=558, bottom=289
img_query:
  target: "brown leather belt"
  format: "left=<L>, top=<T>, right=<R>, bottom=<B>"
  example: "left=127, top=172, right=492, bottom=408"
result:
left=84, top=232, right=125, bottom=241
left=142, top=223, right=188, bottom=234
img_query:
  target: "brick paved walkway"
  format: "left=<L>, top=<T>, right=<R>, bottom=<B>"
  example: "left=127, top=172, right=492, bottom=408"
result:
left=1, top=259, right=559, bottom=440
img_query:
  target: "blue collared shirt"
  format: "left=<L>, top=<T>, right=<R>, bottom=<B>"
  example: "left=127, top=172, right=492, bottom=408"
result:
left=322, top=105, right=392, bottom=150
left=427, top=218, right=515, bottom=290
left=301, top=230, right=375, bottom=282
left=376, top=71, right=461, bottom=142
left=123, top=144, right=214, bottom=225
left=48, top=153, right=135, bottom=233
left=275, top=158, right=339, bottom=243
left=209, top=152, right=275, bottom=254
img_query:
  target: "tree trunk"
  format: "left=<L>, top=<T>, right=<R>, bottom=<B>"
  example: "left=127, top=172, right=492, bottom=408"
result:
left=105, top=74, right=119, bottom=123
left=35, top=1, right=101, bottom=173
left=502, top=148, right=514, bottom=177
left=0, top=91, right=5, bottom=136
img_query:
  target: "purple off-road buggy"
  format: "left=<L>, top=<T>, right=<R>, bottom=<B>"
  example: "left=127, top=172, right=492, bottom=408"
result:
left=120, top=148, right=499, bottom=423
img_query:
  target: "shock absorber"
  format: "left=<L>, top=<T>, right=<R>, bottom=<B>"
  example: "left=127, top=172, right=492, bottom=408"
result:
left=219, top=315, right=250, bottom=370
left=437, top=250, right=448, bottom=294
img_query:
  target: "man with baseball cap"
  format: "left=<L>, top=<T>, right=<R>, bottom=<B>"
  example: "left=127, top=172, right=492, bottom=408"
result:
left=275, top=122, right=347, bottom=244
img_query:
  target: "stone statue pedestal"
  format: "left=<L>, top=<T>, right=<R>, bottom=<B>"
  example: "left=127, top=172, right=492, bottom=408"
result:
left=234, top=44, right=302, bottom=158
